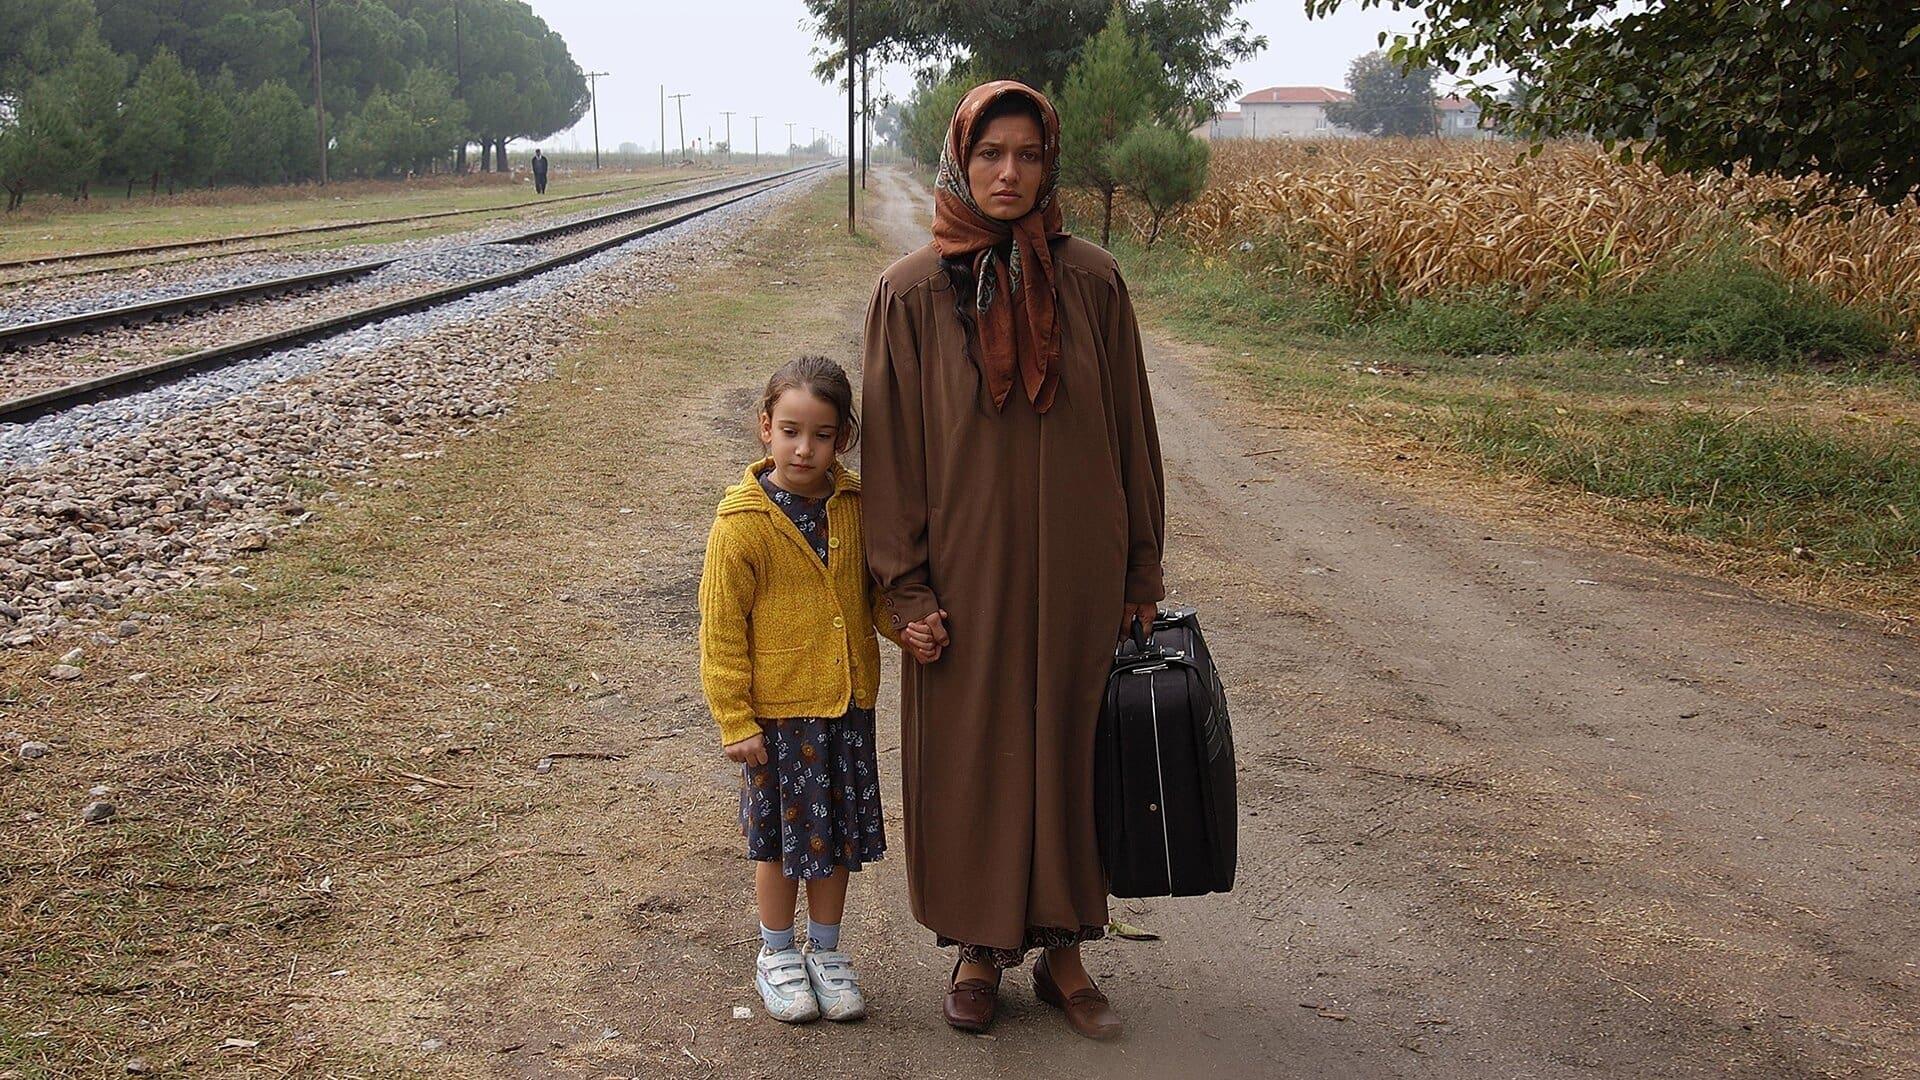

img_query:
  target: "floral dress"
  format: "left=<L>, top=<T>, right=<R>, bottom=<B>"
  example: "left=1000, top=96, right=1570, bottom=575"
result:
left=738, top=472, right=888, bottom=880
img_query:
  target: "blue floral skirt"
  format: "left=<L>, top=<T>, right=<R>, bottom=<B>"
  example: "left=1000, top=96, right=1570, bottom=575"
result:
left=740, top=704, right=886, bottom=880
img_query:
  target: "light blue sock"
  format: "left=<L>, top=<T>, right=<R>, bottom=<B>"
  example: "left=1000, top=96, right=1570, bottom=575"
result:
left=761, top=922, right=795, bottom=952
left=808, top=918, right=841, bottom=951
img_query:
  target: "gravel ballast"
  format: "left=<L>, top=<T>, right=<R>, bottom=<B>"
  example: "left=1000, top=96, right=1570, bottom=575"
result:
left=0, top=172, right=825, bottom=646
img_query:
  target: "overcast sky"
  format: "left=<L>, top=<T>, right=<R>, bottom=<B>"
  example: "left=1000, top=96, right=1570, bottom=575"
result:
left=528, top=1, right=1424, bottom=154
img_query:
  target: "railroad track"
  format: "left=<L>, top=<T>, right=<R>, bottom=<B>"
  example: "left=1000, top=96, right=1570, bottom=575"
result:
left=0, top=167, right=737, bottom=277
left=0, top=162, right=833, bottom=425
left=0, top=163, right=821, bottom=353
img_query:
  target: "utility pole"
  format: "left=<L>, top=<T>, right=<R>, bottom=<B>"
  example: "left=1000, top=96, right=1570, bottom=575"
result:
left=308, top=0, right=327, bottom=184
left=786, top=122, right=796, bottom=163
left=847, top=0, right=857, bottom=232
left=584, top=71, right=608, bottom=169
left=453, top=0, right=465, bottom=172
left=669, top=92, right=691, bottom=160
left=720, top=111, right=734, bottom=165
left=861, top=54, right=870, bottom=189
left=659, top=85, right=667, bottom=166
left=751, top=114, right=762, bottom=162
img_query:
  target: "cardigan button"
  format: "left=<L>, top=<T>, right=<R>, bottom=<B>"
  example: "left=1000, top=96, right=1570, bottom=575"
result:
left=831, top=616, right=845, bottom=628
left=828, top=537, right=841, bottom=549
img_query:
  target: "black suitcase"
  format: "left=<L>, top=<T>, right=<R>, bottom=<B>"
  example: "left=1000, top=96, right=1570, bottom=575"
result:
left=1095, top=606, right=1237, bottom=898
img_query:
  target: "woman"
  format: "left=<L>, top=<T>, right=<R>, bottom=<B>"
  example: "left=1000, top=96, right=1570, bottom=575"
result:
left=861, top=80, right=1165, bottom=1040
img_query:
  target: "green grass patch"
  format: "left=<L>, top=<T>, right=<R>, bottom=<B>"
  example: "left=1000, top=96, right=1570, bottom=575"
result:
left=1106, top=230, right=1920, bottom=586
left=1370, top=257, right=1893, bottom=364
left=1441, top=404, right=1920, bottom=568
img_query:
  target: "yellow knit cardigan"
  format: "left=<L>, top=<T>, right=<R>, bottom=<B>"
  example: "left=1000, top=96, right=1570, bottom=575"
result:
left=698, top=459, right=896, bottom=747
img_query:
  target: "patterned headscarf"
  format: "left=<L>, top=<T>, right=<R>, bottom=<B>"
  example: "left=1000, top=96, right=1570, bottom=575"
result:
left=932, top=81, right=1067, bottom=414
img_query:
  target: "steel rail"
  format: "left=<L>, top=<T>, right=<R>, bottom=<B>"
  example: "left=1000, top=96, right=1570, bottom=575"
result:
left=0, top=168, right=733, bottom=273
left=0, top=164, right=833, bottom=426
left=0, top=162, right=824, bottom=352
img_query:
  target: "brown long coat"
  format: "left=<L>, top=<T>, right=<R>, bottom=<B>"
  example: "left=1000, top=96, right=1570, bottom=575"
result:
left=861, top=236, right=1165, bottom=950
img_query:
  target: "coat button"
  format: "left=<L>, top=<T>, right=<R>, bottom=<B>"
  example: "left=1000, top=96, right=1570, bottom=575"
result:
left=831, top=616, right=844, bottom=628
left=828, top=537, right=841, bottom=548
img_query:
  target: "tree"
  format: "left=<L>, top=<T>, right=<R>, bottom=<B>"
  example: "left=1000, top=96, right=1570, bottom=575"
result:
left=806, top=0, right=1264, bottom=119
left=226, top=79, right=315, bottom=184
left=0, top=77, right=99, bottom=208
left=335, top=64, right=467, bottom=177
left=1055, top=7, right=1173, bottom=246
left=1324, top=50, right=1438, bottom=137
left=182, top=67, right=236, bottom=186
left=898, top=66, right=976, bottom=169
left=0, top=0, right=95, bottom=93
left=113, top=47, right=198, bottom=192
left=1108, top=122, right=1208, bottom=246
left=1307, top=0, right=1920, bottom=206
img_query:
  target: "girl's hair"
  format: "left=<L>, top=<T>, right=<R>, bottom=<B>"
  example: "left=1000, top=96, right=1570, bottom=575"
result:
left=760, top=355, right=860, bottom=451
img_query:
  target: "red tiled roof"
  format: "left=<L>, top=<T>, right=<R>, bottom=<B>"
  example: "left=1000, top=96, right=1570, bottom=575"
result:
left=1238, top=86, right=1351, bottom=105
left=1437, top=95, right=1479, bottom=111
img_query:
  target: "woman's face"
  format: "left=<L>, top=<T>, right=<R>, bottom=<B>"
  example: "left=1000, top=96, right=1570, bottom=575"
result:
left=966, top=110, right=1045, bottom=221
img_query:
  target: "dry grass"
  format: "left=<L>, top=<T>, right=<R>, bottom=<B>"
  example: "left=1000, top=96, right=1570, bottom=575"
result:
left=0, top=180, right=885, bottom=1077
left=0, top=164, right=737, bottom=264
left=1090, top=139, right=1920, bottom=339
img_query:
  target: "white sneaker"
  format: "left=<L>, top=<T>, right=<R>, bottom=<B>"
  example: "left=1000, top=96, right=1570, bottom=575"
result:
left=803, top=947, right=867, bottom=1021
left=755, top=945, right=820, bottom=1023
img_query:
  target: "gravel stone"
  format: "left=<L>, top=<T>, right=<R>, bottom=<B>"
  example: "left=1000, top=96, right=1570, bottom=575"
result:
left=0, top=174, right=825, bottom=645
left=19, top=740, right=50, bottom=759
left=81, top=800, right=116, bottom=824
left=47, top=664, right=82, bottom=681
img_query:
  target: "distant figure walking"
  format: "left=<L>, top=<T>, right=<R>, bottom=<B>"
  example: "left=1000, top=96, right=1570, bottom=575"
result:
left=532, top=150, right=549, bottom=195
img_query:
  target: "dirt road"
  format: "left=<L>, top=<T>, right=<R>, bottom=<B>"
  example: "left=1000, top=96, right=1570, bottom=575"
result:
left=11, top=169, right=1914, bottom=1078
left=718, top=167, right=1920, bottom=1078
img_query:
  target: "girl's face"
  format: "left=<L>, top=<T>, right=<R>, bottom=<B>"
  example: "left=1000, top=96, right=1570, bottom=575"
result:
left=967, top=111, right=1045, bottom=222
left=759, top=388, right=842, bottom=496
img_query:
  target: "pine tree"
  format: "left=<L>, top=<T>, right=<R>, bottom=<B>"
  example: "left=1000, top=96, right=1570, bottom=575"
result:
left=1056, top=6, right=1175, bottom=246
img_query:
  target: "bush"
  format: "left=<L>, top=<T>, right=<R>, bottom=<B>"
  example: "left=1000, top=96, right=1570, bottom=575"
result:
left=1379, top=288, right=1527, bottom=355
left=1360, top=255, right=1892, bottom=363
left=1108, top=122, right=1209, bottom=247
left=1530, top=258, right=1892, bottom=363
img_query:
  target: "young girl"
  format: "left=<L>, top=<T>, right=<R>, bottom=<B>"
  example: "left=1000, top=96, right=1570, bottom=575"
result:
left=698, top=355, right=938, bottom=1023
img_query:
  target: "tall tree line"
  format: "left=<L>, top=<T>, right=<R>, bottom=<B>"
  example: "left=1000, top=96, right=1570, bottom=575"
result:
left=0, top=0, right=589, bottom=207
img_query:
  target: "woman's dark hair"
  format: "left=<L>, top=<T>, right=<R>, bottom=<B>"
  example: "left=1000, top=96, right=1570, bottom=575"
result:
left=760, top=354, right=860, bottom=451
left=974, top=91, right=1044, bottom=139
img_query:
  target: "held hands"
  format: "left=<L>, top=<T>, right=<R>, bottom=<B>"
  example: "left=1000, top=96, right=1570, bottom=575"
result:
left=723, top=731, right=769, bottom=767
left=901, top=609, right=950, bottom=664
left=1120, top=601, right=1158, bottom=641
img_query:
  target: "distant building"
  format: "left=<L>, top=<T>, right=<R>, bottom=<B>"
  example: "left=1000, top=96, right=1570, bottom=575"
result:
left=1437, top=95, right=1495, bottom=139
left=1232, top=86, right=1353, bottom=139
left=1194, top=85, right=1500, bottom=141
left=1192, top=109, right=1244, bottom=141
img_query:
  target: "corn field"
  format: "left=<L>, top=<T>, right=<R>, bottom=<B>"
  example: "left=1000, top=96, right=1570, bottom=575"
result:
left=1101, top=139, right=1920, bottom=342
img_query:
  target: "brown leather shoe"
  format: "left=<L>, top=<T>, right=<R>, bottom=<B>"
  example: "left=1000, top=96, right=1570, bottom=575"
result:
left=1033, top=952, right=1122, bottom=1040
left=943, top=959, right=998, bottom=1033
